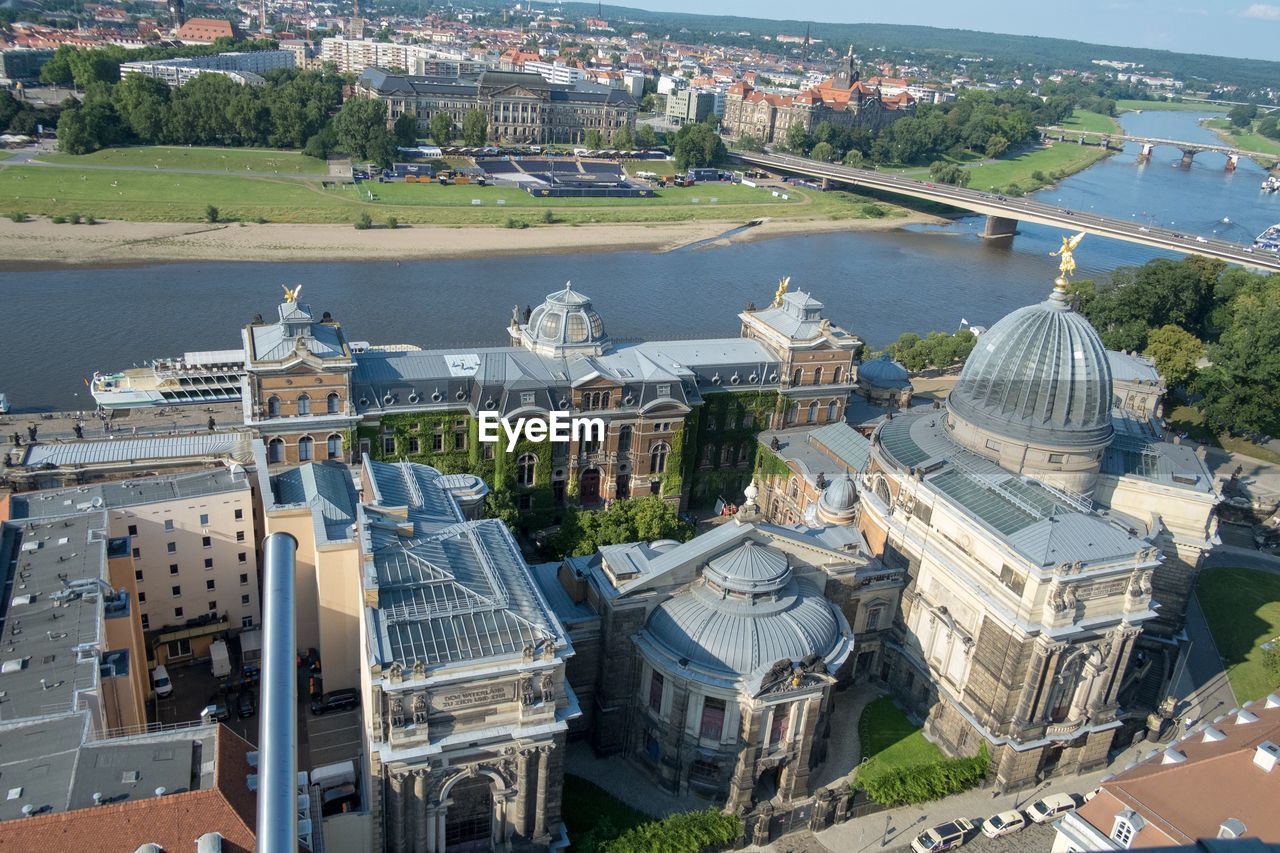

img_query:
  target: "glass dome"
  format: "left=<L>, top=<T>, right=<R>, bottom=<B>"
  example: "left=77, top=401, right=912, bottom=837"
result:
left=520, top=281, right=611, bottom=357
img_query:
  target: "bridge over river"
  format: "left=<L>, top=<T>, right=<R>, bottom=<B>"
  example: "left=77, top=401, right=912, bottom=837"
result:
left=1036, top=126, right=1280, bottom=170
left=730, top=150, right=1280, bottom=273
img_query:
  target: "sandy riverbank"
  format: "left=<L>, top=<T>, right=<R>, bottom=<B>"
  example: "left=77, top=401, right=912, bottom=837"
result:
left=0, top=210, right=947, bottom=267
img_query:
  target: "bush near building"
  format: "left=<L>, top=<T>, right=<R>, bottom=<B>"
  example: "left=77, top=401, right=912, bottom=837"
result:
left=562, top=775, right=740, bottom=853
left=853, top=696, right=989, bottom=806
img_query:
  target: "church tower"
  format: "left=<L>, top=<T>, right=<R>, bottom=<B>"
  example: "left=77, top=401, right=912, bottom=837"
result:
left=832, top=45, right=858, bottom=89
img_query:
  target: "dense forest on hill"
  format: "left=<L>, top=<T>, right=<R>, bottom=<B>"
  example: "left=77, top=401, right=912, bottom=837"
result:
left=557, top=4, right=1280, bottom=93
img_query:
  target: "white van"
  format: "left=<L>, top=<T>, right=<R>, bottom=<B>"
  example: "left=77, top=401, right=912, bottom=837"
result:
left=1026, top=793, right=1079, bottom=823
left=152, top=664, right=173, bottom=697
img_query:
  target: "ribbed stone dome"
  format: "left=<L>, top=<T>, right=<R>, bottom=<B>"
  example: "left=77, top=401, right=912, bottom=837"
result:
left=644, top=541, right=846, bottom=679
left=947, top=286, right=1113, bottom=448
left=858, top=354, right=910, bottom=389
left=818, top=474, right=858, bottom=523
left=522, top=281, right=610, bottom=357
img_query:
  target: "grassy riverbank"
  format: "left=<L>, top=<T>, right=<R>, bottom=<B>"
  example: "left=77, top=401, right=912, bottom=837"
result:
left=37, top=145, right=330, bottom=174
left=0, top=158, right=912, bottom=225
left=1203, top=118, right=1280, bottom=158
left=966, top=140, right=1110, bottom=193
left=1116, top=98, right=1230, bottom=113
left=1059, top=109, right=1121, bottom=134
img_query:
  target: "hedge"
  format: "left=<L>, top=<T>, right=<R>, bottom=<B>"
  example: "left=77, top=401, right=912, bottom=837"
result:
left=857, top=744, right=990, bottom=806
left=600, top=808, right=741, bottom=853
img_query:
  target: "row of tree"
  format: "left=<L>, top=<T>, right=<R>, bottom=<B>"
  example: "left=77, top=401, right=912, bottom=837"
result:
left=880, top=329, right=978, bottom=371
left=1068, top=256, right=1280, bottom=434
left=779, top=88, right=1072, bottom=168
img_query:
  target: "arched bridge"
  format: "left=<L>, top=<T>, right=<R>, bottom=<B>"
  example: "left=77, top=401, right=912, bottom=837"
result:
left=729, top=150, right=1280, bottom=273
left=1037, top=126, right=1280, bottom=170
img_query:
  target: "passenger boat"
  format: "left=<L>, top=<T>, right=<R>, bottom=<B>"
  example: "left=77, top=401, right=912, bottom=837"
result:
left=91, top=349, right=246, bottom=409
left=1254, top=224, right=1280, bottom=255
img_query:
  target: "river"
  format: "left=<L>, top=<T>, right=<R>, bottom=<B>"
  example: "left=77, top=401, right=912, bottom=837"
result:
left=2, top=109, right=1278, bottom=412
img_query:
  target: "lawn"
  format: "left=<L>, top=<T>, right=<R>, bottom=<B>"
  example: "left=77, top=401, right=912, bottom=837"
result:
left=1166, top=403, right=1280, bottom=465
left=1196, top=568, right=1280, bottom=702
left=1116, top=98, right=1230, bottom=113
left=561, top=774, right=650, bottom=849
left=856, top=696, right=943, bottom=784
left=1060, top=109, right=1121, bottom=134
left=966, top=141, right=1110, bottom=193
left=38, top=145, right=329, bottom=174
left=0, top=160, right=899, bottom=225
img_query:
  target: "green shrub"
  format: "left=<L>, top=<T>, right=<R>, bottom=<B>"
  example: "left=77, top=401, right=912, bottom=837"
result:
left=601, top=809, right=741, bottom=853
left=1031, top=169, right=1048, bottom=183
left=504, top=216, right=528, bottom=229
left=862, top=203, right=887, bottom=218
left=205, top=204, right=219, bottom=223
left=541, top=209, right=555, bottom=224
left=355, top=211, right=373, bottom=230
left=8, top=211, right=26, bottom=223
left=386, top=216, right=398, bottom=229
left=255, top=216, right=267, bottom=224
left=858, top=745, right=989, bottom=806
left=69, top=212, right=82, bottom=224
left=1263, top=642, right=1280, bottom=683
left=50, top=214, right=66, bottom=224
left=85, top=215, right=96, bottom=225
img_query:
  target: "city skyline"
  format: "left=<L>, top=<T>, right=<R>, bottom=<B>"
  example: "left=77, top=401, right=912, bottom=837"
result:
left=615, top=0, right=1280, bottom=63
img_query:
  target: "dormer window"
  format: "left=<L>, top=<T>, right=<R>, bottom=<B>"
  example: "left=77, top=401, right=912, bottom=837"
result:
left=1110, top=811, right=1145, bottom=848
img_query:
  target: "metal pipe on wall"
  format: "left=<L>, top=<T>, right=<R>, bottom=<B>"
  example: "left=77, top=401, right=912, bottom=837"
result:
left=257, top=532, right=299, bottom=853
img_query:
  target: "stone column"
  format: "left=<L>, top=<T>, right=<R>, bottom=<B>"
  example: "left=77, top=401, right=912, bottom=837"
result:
left=514, top=749, right=532, bottom=837
left=435, top=807, right=447, bottom=851
left=1102, top=628, right=1140, bottom=708
left=425, top=804, right=438, bottom=853
left=388, top=772, right=408, bottom=853
left=1031, top=644, right=1067, bottom=723
left=413, top=771, right=429, bottom=853
left=533, top=744, right=552, bottom=843
left=1012, top=640, right=1052, bottom=725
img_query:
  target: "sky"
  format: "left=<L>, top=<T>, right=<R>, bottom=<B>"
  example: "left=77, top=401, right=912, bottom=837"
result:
left=612, top=1, right=1280, bottom=62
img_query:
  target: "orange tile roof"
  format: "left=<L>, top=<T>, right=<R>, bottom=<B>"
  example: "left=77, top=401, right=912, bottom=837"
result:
left=175, top=18, right=234, bottom=42
left=1073, top=699, right=1280, bottom=847
left=0, top=726, right=259, bottom=853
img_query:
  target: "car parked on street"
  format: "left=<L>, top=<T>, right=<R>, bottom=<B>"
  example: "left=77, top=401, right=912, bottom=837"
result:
left=200, top=703, right=230, bottom=723
left=981, top=809, right=1027, bottom=838
left=310, top=688, right=360, bottom=716
left=1027, top=793, right=1081, bottom=823
left=911, top=818, right=973, bottom=852
left=152, top=665, right=173, bottom=698
left=236, top=691, right=256, bottom=719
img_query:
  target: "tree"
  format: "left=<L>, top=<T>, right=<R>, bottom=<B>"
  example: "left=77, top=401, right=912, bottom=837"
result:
left=614, top=125, right=634, bottom=150
left=111, top=73, right=170, bottom=142
left=461, top=108, right=488, bottom=146
left=842, top=149, right=864, bottom=168
left=1228, top=102, right=1258, bottom=128
left=553, top=497, right=693, bottom=557
left=303, top=125, right=338, bottom=159
left=783, top=120, right=810, bottom=154
left=983, top=133, right=1009, bottom=159
left=1196, top=282, right=1280, bottom=434
left=333, top=95, right=395, bottom=165
left=583, top=128, right=603, bottom=149
left=672, top=121, right=725, bottom=170
left=393, top=112, right=418, bottom=148
left=429, top=111, right=454, bottom=145
left=929, top=160, right=969, bottom=186
left=1145, top=324, right=1203, bottom=388
left=634, top=124, right=658, bottom=149
left=737, top=133, right=764, bottom=152
left=810, top=141, right=836, bottom=162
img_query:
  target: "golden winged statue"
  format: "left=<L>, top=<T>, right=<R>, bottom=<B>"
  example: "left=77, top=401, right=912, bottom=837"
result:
left=1049, top=232, right=1086, bottom=279
left=772, top=276, right=791, bottom=307
left=282, top=284, right=303, bottom=303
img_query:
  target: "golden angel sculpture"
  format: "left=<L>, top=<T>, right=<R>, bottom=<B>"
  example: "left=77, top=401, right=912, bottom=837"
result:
left=282, top=284, right=303, bottom=303
left=1049, top=232, right=1086, bottom=279
left=772, top=276, right=791, bottom=307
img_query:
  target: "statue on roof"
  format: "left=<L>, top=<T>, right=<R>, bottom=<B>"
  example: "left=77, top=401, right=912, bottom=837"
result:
left=1050, top=232, right=1085, bottom=281
left=772, top=275, right=790, bottom=307
left=282, top=284, right=303, bottom=303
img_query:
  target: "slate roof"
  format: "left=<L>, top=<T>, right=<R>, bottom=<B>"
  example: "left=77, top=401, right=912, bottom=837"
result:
left=8, top=468, right=252, bottom=520
left=748, top=290, right=829, bottom=340
left=362, top=461, right=567, bottom=671
left=247, top=302, right=349, bottom=364
left=876, top=411, right=1148, bottom=567
left=21, top=433, right=253, bottom=468
left=270, top=461, right=359, bottom=543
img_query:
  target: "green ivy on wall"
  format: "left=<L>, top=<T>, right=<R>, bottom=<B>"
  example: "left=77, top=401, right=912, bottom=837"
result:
left=679, top=390, right=782, bottom=507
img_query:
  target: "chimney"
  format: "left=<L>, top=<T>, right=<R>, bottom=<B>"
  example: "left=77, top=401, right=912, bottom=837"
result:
left=92, top=792, right=103, bottom=805
left=1160, top=748, right=1187, bottom=765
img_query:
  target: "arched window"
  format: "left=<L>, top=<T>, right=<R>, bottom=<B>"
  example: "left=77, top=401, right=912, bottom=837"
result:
left=806, top=401, right=818, bottom=424
left=601, top=391, right=611, bottom=408
left=327, top=392, right=341, bottom=414
left=792, top=368, right=803, bottom=386
left=832, top=366, right=842, bottom=384
left=298, top=436, right=314, bottom=461
left=267, top=395, right=280, bottom=418
left=297, top=394, right=311, bottom=416
left=789, top=478, right=799, bottom=499
left=650, top=442, right=670, bottom=474
left=268, top=437, right=284, bottom=463
left=827, top=400, right=839, bottom=422
left=813, top=366, right=823, bottom=385
left=327, top=434, right=342, bottom=459
left=875, top=478, right=891, bottom=505
left=516, top=453, right=537, bottom=487
left=617, top=424, right=632, bottom=454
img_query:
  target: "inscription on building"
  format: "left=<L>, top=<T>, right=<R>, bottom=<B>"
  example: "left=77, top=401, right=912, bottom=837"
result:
left=432, top=684, right=512, bottom=711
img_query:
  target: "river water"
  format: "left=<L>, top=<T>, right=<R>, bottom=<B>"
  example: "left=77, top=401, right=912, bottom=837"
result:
left=3, top=109, right=1278, bottom=412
